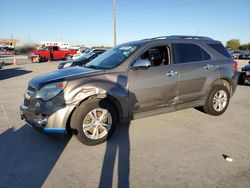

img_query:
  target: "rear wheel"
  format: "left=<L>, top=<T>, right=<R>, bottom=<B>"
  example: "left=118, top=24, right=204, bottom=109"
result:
left=65, top=55, right=71, bottom=60
left=202, top=85, right=230, bottom=116
left=70, top=98, right=117, bottom=145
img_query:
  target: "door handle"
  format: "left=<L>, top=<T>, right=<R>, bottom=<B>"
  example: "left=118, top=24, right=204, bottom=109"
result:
left=165, top=70, right=178, bottom=77
left=204, top=64, right=214, bottom=69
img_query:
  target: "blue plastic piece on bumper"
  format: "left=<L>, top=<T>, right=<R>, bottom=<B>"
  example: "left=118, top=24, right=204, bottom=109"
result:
left=43, top=128, right=66, bottom=134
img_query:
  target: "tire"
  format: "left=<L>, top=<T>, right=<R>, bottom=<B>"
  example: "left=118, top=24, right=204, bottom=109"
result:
left=65, top=55, right=71, bottom=60
left=202, top=85, right=230, bottom=116
left=37, top=56, right=41, bottom=63
left=238, top=72, right=246, bottom=85
left=70, top=98, right=118, bottom=145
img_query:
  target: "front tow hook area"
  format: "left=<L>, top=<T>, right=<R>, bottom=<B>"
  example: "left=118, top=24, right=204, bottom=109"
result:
left=37, top=116, right=48, bottom=127
left=20, top=109, right=24, bottom=120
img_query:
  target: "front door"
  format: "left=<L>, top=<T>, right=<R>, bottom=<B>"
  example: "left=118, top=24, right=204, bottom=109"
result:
left=52, top=46, right=61, bottom=59
left=128, top=45, right=179, bottom=113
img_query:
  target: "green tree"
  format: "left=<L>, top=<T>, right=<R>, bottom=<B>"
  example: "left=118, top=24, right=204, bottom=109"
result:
left=247, top=43, right=250, bottom=51
left=240, top=44, right=250, bottom=51
left=226, top=39, right=240, bottom=50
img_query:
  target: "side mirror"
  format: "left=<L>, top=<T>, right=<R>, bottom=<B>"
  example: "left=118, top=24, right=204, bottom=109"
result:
left=248, top=61, right=250, bottom=64
left=131, top=59, right=151, bottom=70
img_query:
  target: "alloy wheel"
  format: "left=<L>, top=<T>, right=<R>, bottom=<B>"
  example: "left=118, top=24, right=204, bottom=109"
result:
left=212, top=90, right=228, bottom=112
left=82, top=108, right=112, bottom=140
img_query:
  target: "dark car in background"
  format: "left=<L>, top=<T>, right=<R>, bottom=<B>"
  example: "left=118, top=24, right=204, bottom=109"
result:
left=234, top=50, right=250, bottom=59
left=228, top=50, right=250, bottom=59
left=238, top=51, right=250, bottom=59
left=4, top=46, right=15, bottom=51
left=238, top=61, right=250, bottom=85
left=14, top=46, right=35, bottom=55
left=228, top=50, right=239, bottom=59
left=58, top=49, right=106, bottom=69
left=1, top=46, right=15, bottom=54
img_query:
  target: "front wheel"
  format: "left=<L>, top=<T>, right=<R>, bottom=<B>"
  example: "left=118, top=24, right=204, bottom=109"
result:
left=70, top=98, right=117, bottom=145
left=202, top=85, right=230, bottom=116
left=65, top=55, right=71, bottom=60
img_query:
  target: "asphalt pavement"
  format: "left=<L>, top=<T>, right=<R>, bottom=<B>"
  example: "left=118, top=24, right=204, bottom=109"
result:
left=0, top=58, right=250, bottom=188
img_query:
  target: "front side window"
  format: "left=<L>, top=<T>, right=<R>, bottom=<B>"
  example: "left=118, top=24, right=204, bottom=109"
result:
left=85, top=44, right=138, bottom=69
left=136, top=46, right=170, bottom=67
left=41, top=47, right=49, bottom=51
left=174, top=43, right=211, bottom=63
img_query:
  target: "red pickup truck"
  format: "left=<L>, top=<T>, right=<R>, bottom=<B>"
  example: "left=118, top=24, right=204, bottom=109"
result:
left=32, top=46, right=77, bottom=61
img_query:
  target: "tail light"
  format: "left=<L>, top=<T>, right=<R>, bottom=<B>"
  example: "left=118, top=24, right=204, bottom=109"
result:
left=232, top=60, right=238, bottom=72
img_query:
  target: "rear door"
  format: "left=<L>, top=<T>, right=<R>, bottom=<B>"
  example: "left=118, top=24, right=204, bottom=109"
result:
left=172, top=42, right=216, bottom=103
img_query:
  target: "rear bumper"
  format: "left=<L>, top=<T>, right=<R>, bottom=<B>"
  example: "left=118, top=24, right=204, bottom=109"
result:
left=232, top=77, right=237, bottom=96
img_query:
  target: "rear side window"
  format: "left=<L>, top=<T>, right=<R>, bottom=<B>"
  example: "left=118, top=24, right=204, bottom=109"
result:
left=207, top=43, right=231, bottom=58
left=174, top=43, right=211, bottom=63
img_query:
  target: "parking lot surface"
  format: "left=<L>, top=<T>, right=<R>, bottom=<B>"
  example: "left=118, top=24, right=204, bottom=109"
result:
left=0, top=58, right=250, bottom=187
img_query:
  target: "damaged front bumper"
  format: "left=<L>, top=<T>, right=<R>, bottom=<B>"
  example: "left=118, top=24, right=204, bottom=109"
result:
left=20, top=103, right=74, bottom=134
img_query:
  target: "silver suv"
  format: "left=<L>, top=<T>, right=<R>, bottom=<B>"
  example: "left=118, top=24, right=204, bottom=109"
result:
left=20, top=35, right=238, bottom=145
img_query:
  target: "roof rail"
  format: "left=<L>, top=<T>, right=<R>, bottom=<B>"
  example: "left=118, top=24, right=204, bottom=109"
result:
left=168, top=35, right=214, bottom=40
left=142, top=35, right=214, bottom=41
left=142, top=36, right=168, bottom=41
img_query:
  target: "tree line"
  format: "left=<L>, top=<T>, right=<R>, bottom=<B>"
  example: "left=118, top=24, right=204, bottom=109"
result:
left=226, top=39, right=250, bottom=51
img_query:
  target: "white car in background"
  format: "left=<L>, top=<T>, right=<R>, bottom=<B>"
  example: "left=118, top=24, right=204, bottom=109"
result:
left=71, top=48, right=106, bottom=60
left=71, top=49, right=87, bottom=60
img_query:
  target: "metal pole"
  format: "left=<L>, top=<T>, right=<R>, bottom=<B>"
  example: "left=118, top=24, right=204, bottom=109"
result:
left=11, top=34, right=13, bottom=47
left=113, top=0, right=117, bottom=46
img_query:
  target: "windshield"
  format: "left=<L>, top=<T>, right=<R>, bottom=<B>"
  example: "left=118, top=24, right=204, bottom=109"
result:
left=85, top=45, right=138, bottom=69
left=78, top=51, right=96, bottom=60
left=83, top=49, right=91, bottom=54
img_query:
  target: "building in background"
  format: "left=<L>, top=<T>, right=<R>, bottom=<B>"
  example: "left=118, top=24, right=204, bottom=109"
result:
left=0, top=38, right=19, bottom=47
left=41, top=41, right=70, bottom=49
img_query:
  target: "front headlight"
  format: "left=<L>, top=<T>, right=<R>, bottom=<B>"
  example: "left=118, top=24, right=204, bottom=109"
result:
left=63, top=62, right=73, bottom=68
left=36, top=81, right=67, bottom=101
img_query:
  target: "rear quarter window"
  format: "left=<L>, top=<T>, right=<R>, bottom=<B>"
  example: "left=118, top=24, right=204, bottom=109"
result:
left=207, top=43, right=231, bottom=58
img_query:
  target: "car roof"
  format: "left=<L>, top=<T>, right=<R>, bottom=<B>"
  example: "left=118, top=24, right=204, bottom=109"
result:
left=119, top=35, right=219, bottom=47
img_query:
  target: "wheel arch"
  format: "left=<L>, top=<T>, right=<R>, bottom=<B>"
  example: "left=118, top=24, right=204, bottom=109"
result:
left=213, top=78, right=232, bottom=96
left=66, top=93, right=123, bottom=132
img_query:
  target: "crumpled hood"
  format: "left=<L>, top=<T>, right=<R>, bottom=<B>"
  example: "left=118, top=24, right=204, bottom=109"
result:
left=29, top=66, right=104, bottom=89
